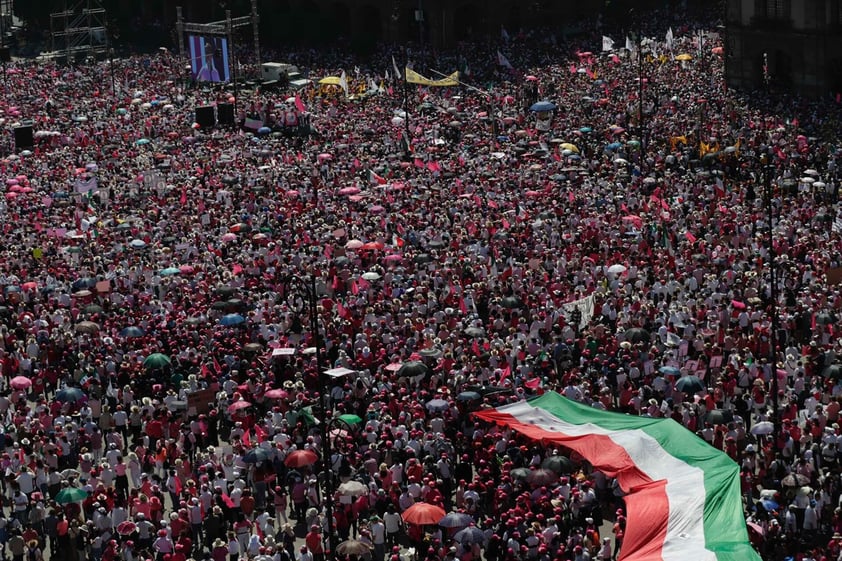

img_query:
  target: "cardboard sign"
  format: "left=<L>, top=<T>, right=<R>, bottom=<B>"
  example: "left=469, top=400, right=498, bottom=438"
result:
left=187, top=387, right=218, bottom=415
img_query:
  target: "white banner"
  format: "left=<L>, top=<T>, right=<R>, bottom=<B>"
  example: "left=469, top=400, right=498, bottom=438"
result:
left=74, top=176, right=99, bottom=194
left=562, top=293, right=595, bottom=328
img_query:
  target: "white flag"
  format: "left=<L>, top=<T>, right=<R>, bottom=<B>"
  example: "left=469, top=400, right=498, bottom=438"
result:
left=339, top=70, right=349, bottom=97
left=385, top=69, right=391, bottom=81
left=602, top=36, right=615, bottom=52
left=625, top=35, right=634, bottom=52
left=392, top=55, right=402, bottom=81
left=497, top=50, right=513, bottom=70
left=665, top=27, right=674, bottom=50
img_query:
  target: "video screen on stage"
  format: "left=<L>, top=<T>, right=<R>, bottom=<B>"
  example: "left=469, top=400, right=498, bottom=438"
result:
left=188, top=35, right=230, bottom=82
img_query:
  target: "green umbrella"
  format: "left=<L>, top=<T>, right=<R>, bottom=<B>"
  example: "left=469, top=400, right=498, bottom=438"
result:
left=159, top=267, right=180, bottom=276
left=143, top=353, right=171, bottom=369
left=56, top=487, right=88, bottom=504
left=337, top=414, right=362, bottom=425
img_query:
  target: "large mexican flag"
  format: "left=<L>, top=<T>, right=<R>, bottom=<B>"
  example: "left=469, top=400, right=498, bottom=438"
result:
left=474, top=392, right=760, bottom=561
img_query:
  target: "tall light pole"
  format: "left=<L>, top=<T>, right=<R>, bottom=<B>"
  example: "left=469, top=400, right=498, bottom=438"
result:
left=283, top=273, right=335, bottom=557
left=763, top=159, right=780, bottom=447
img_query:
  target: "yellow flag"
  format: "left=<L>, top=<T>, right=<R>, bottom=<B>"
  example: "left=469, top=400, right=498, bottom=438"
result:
left=405, top=67, right=460, bottom=87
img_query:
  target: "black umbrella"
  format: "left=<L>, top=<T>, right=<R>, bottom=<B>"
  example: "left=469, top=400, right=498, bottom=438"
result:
left=213, top=286, right=237, bottom=298
left=675, top=375, right=705, bottom=394
left=705, top=409, right=734, bottom=425
left=623, top=327, right=650, bottom=344
left=500, top=296, right=523, bottom=309
left=333, top=256, right=350, bottom=267
left=414, top=253, right=433, bottom=264
left=456, top=391, right=482, bottom=402
left=541, top=455, right=573, bottom=474
left=397, top=361, right=429, bottom=378
left=510, top=467, right=530, bottom=480
left=419, top=347, right=443, bottom=359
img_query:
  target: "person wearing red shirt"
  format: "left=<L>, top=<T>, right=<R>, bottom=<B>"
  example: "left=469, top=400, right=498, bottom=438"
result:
left=305, top=525, right=324, bottom=561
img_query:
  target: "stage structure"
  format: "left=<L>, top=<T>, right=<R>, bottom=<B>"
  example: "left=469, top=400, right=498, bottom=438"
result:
left=176, top=0, right=260, bottom=115
left=49, top=0, right=107, bottom=63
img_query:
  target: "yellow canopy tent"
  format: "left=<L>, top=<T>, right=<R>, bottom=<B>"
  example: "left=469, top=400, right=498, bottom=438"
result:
left=319, top=77, right=342, bottom=86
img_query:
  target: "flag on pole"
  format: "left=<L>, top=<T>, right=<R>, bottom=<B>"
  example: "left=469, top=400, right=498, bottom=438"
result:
left=369, top=170, right=387, bottom=185
left=392, top=56, right=402, bottom=81
left=476, top=392, right=763, bottom=561
left=338, top=70, right=349, bottom=97
left=602, top=36, right=615, bottom=52
left=294, top=94, right=306, bottom=113
left=625, top=36, right=634, bottom=52
left=497, top=50, right=514, bottom=70
left=665, top=27, right=674, bottom=50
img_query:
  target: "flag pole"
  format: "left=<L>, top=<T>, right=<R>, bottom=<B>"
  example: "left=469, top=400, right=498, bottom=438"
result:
left=427, top=68, right=491, bottom=98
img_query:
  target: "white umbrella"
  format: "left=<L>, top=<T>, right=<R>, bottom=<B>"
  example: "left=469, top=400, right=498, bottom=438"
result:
left=606, top=264, right=627, bottom=274
left=800, top=177, right=815, bottom=184
left=750, top=421, right=774, bottom=435
left=804, top=169, right=819, bottom=176
left=361, top=272, right=381, bottom=281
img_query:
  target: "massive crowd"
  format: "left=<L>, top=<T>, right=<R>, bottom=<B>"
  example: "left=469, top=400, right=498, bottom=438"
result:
left=0, top=6, right=839, bottom=561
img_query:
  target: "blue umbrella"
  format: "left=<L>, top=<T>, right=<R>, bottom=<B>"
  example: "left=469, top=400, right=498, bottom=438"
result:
left=119, top=326, right=146, bottom=338
left=135, top=138, right=150, bottom=146
left=605, top=142, right=622, bottom=151
left=454, top=526, right=487, bottom=545
left=159, top=267, right=180, bottom=276
left=579, top=126, right=592, bottom=133
left=659, top=366, right=681, bottom=376
left=220, top=313, right=246, bottom=326
left=56, top=387, right=86, bottom=403
left=439, top=512, right=474, bottom=528
left=530, top=100, right=556, bottom=112
left=759, top=498, right=779, bottom=511
left=129, top=239, right=146, bottom=249
left=257, top=127, right=272, bottom=134
left=426, top=398, right=449, bottom=412
left=496, top=135, right=509, bottom=142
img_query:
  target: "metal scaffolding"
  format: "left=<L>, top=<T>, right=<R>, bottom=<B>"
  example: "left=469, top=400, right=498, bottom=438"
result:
left=49, top=0, right=107, bottom=63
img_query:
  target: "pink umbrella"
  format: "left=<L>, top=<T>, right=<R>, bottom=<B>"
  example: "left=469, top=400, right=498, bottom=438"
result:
left=318, top=153, right=333, bottom=162
left=10, top=376, right=31, bottom=390
left=384, top=254, right=403, bottom=262
left=339, top=187, right=360, bottom=195
left=622, top=215, right=643, bottom=229
left=731, top=300, right=746, bottom=310
left=264, top=388, right=289, bottom=399
left=385, top=363, right=402, bottom=372
left=227, top=400, right=252, bottom=413
left=21, top=282, right=37, bottom=291
left=525, top=190, right=542, bottom=197
left=345, top=239, right=364, bottom=249
left=369, top=205, right=385, bottom=214
left=221, top=233, right=237, bottom=242
left=286, top=190, right=299, bottom=198
left=179, top=265, right=195, bottom=274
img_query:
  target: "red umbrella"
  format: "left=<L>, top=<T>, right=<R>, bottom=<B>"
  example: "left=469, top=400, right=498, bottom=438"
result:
left=731, top=300, right=746, bottom=310
left=401, top=502, right=447, bottom=525
left=361, top=241, right=384, bottom=251
left=227, top=401, right=252, bottom=413
left=284, top=449, right=319, bottom=468
left=117, top=521, right=137, bottom=536
left=10, top=376, right=31, bottom=390
left=264, top=388, right=289, bottom=399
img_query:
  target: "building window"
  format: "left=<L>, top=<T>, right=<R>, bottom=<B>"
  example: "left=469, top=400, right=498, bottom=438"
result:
left=765, top=0, right=787, bottom=19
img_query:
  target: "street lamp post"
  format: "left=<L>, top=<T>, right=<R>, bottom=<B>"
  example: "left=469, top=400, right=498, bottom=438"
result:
left=283, top=273, right=335, bottom=557
left=763, top=161, right=780, bottom=445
